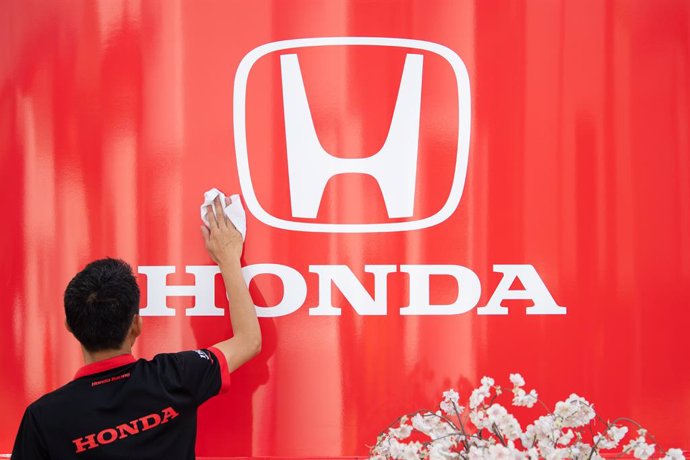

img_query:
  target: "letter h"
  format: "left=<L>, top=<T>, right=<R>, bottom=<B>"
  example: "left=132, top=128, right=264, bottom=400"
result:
left=280, top=53, right=424, bottom=219
left=138, top=266, right=223, bottom=316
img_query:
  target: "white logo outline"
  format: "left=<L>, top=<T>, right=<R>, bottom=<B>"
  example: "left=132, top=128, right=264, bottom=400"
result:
left=233, top=37, right=471, bottom=233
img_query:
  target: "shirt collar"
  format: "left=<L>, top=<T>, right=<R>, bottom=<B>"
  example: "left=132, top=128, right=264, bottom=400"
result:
left=73, top=354, right=136, bottom=380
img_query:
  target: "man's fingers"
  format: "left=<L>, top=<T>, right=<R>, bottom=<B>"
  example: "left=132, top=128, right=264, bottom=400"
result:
left=213, top=196, right=227, bottom=227
left=206, top=204, right=218, bottom=228
left=200, top=225, right=210, bottom=244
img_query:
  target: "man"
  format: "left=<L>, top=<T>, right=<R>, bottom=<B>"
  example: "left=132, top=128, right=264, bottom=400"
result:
left=12, top=196, right=260, bottom=459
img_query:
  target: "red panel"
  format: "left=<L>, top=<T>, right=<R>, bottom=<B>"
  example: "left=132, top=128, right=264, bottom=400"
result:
left=1, top=0, right=689, bottom=456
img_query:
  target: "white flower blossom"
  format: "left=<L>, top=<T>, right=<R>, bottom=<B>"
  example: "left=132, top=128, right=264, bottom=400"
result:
left=525, top=447, right=540, bottom=460
left=470, top=407, right=488, bottom=430
left=469, top=385, right=491, bottom=409
left=412, top=412, right=438, bottom=439
left=483, top=404, right=522, bottom=440
left=512, top=387, right=539, bottom=408
left=634, top=443, right=655, bottom=460
left=440, top=389, right=463, bottom=416
left=553, top=394, right=595, bottom=428
left=521, top=415, right=557, bottom=448
left=410, top=412, right=456, bottom=441
left=593, top=424, right=628, bottom=449
left=443, top=389, right=460, bottom=403
left=428, top=439, right=461, bottom=460
left=537, top=442, right=570, bottom=460
left=468, top=445, right=486, bottom=460
left=441, top=400, right=463, bottom=416
left=661, top=448, right=686, bottom=460
left=389, top=423, right=413, bottom=440
left=411, top=413, right=433, bottom=436
left=510, top=373, right=525, bottom=387
left=481, top=376, right=495, bottom=387
left=568, top=442, right=596, bottom=460
left=624, top=433, right=656, bottom=460
left=387, top=438, right=425, bottom=460
left=609, top=425, right=628, bottom=443
left=487, top=403, right=507, bottom=419
left=556, top=429, right=574, bottom=446
left=468, top=444, right=527, bottom=460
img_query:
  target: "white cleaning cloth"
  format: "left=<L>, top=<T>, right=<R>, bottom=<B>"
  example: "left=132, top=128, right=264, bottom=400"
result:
left=200, top=188, right=247, bottom=241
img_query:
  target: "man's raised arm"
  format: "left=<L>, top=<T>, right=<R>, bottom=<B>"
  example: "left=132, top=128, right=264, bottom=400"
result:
left=201, top=196, right=261, bottom=373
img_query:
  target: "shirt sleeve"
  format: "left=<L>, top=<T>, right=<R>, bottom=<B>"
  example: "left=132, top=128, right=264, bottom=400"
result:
left=154, top=348, right=231, bottom=406
left=11, top=407, right=50, bottom=460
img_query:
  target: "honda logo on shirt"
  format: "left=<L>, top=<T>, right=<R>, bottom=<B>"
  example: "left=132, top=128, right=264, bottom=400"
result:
left=234, top=37, right=471, bottom=232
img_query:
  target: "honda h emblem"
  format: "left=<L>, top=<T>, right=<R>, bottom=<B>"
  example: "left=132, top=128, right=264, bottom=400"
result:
left=233, top=37, right=471, bottom=233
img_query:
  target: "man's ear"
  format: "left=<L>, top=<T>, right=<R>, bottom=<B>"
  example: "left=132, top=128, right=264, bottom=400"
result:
left=131, top=314, right=142, bottom=338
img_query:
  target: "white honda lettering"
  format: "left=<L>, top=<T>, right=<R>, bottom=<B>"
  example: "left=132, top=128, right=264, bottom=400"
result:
left=280, top=53, right=423, bottom=219
left=242, top=264, right=307, bottom=318
left=138, top=265, right=223, bottom=317
left=477, top=264, right=567, bottom=315
left=308, top=265, right=397, bottom=316
left=137, top=263, right=564, bottom=316
left=400, top=265, right=481, bottom=315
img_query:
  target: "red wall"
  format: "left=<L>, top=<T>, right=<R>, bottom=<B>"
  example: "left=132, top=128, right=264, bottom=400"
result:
left=1, top=0, right=689, bottom=456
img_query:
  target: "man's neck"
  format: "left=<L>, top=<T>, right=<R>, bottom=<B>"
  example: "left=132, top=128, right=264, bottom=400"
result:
left=82, top=346, right=132, bottom=365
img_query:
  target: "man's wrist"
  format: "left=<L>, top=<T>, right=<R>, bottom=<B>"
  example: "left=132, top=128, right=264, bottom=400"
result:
left=217, top=256, right=242, bottom=272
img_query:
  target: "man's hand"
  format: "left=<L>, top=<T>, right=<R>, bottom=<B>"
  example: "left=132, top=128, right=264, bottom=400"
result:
left=200, top=196, right=243, bottom=264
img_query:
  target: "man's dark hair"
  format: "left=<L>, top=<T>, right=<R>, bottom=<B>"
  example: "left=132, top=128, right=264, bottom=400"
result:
left=64, top=258, right=140, bottom=352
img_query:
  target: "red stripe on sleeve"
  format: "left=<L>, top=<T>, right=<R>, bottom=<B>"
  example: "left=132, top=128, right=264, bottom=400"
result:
left=207, top=347, right=231, bottom=394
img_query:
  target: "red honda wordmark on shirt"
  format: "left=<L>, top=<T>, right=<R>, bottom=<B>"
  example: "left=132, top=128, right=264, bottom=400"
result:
left=72, top=406, right=179, bottom=453
left=91, top=372, right=131, bottom=387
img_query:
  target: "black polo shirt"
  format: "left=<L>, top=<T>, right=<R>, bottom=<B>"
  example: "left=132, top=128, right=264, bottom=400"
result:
left=11, top=347, right=230, bottom=459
